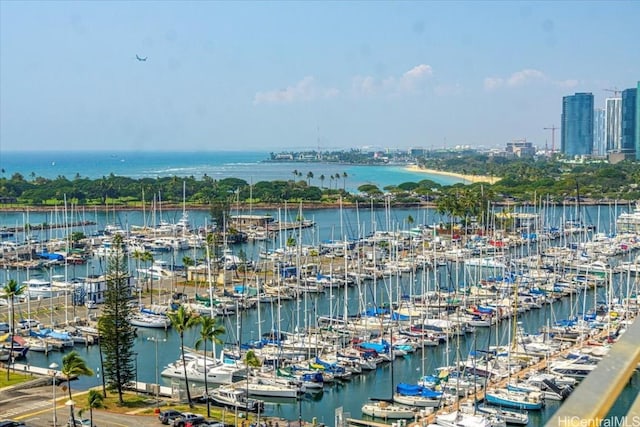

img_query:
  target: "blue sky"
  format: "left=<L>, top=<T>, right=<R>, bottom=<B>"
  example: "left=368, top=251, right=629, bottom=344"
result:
left=1, top=1, right=638, bottom=152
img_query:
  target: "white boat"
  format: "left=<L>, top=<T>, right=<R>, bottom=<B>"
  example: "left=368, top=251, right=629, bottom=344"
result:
left=616, top=202, right=640, bottom=233
left=23, top=336, right=53, bottom=353
left=361, top=400, right=417, bottom=419
left=128, top=313, right=171, bottom=329
left=206, top=385, right=264, bottom=412
left=161, top=354, right=244, bottom=385
left=137, top=260, right=175, bottom=279
left=549, top=360, right=597, bottom=379
left=242, top=375, right=301, bottom=398
left=23, top=278, right=62, bottom=299
left=460, top=402, right=528, bottom=426
left=393, top=383, right=452, bottom=408
left=435, top=411, right=506, bottom=427
left=464, top=257, right=508, bottom=269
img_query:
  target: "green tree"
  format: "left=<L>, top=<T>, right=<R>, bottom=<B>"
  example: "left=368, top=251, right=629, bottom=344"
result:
left=166, top=306, right=199, bottom=407
left=194, top=316, right=226, bottom=417
left=244, top=349, right=262, bottom=368
left=62, top=351, right=94, bottom=426
left=79, top=389, right=105, bottom=427
left=98, top=234, right=136, bottom=404
left=1, top=279, right=24, bottom=380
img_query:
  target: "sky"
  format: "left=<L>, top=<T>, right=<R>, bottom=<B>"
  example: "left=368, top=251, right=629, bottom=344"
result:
left=1, top=1, right=639, bottom=153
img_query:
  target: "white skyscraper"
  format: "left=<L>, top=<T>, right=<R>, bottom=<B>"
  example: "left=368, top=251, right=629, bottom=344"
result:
left=605, top=98, right=622, bottom=152
left=593, top=108, right=606, bottom=156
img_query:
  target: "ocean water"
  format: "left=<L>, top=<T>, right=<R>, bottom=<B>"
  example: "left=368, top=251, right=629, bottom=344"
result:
left=0, top=150, right=462, bottom=193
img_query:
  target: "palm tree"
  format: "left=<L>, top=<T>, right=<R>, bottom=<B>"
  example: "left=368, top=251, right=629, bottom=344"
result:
left=342, top=172, right=348, bottom=191
left=306, top=171, right=314, bottom=185
left=194, top=316, right=226, bottom=417
left=1, top=279, right=24, bottom=380
left=182, top=255, right=195, bottom=293
left=167, top=306, right=199, bottom=407
left=319, top=174, right=325, bottom=189
left=79, top=389, right=105, bottom=427
left=62, top=351, right=94, bottom=426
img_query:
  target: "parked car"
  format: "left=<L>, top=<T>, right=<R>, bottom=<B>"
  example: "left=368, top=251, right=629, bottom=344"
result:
left=66, top=419, right=92, bottom=426
left=85, top=300, right=97, bottom=309
left=0, top=322, right=10, bottom=333
left=158, top=409, right=184, bottom=425
left=0, top=421, right=26, bottom=427
left=172, top=413, right=205, bottom=427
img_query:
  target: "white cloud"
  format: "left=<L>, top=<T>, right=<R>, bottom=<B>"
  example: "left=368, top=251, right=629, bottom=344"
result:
left=352, top=63, right=433, bottom=96
left=403, top=64, right=433, bottom=81
left=484, top=77, right=504, bottom=91
left=253, top=76, right=339, bottom=105
left=352, top=75, right=377, bottom=96
left=507, top=69, right=545, bottom=86
left=484, top=68, right=550, bottom=91
left=256, top=64, right=434, bottom=103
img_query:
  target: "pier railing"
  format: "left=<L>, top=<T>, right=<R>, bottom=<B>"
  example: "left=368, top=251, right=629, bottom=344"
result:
left=545, top=318, right=640, bottom=427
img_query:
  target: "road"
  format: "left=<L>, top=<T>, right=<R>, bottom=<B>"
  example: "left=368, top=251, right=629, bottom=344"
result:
left=0, top=384, right=162, bottom=427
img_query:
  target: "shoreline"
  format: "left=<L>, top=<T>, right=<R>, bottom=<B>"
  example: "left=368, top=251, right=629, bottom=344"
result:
left=405, top=164, right=501, bottom=184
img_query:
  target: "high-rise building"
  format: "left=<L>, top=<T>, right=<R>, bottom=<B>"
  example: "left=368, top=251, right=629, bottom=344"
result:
left=605, top=98, right=622, bottom=152
left=621, top=88, right=637, bottom=156
left=561, top=92, right=594, bottom=157
left=593, top=108, right=606, bottom=156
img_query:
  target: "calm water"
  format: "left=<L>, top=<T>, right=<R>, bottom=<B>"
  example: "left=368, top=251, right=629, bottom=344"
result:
left=0, top=150, right=462, bottom=192
left=2, top=206, right=639, bottom=424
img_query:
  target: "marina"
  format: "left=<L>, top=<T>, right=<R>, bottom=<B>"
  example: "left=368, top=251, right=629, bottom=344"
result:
left=1, top=202, right=640, bottom=426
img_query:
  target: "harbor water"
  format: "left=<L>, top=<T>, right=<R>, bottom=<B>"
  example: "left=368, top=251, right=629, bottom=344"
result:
left=2, top=205, right=640, bottom=425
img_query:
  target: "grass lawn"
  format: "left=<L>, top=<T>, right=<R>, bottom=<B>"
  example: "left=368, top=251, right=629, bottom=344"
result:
left=86, top=390, right=249, bottom=424
left=0, top=371, right=33, bottom=388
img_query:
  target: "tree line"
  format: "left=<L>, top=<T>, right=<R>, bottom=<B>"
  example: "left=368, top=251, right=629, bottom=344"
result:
left=1, top=155, right=639, bottom=210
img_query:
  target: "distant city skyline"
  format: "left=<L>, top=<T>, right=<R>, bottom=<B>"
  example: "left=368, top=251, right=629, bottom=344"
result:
left=1, top=1, right=639, bottom=152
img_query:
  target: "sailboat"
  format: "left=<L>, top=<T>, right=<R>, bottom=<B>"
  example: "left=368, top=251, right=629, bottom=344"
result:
left=361, top=305, right=418, bottom=420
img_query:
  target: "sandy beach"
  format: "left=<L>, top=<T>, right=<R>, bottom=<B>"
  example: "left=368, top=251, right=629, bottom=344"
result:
left=405, top=164, right=500, bottom=184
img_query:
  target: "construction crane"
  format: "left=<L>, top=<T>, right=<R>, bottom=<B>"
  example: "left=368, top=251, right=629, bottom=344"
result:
left=604, top=88, right=622, bottom=97
left=543, top=125, right=558, bottom=155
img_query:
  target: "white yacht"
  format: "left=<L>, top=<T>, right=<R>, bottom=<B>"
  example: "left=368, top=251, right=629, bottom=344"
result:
left=206, top=385, right=264, bottom=412
left=23, top=278, right=62, bottom=299
left=161, top=353, right=245, bottom=385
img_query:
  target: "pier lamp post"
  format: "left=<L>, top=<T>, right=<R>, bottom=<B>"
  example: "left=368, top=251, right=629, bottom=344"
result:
left=65, top=399, right=75, bottom=426
left=147, top=336, right=167, bottom=411
left=49, top=362, right=59, bottom=427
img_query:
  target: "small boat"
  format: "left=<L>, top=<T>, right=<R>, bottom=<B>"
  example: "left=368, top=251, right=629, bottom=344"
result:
left=161, top=353, right=243, bottom=385
left=243, top=375, right=302, bottom=398
left=435, top=410, right=506, bottom=427
left=129, top=313, right=171, bottom=329
left=393, top=383, right=451, bottom=408
left=205, top=385, right=264, bottom=412
left=361, top=400, right=418, bottom=420
left=460, top=401, right=529, bottom=425
left=484, top=388, right=544, bottom=410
